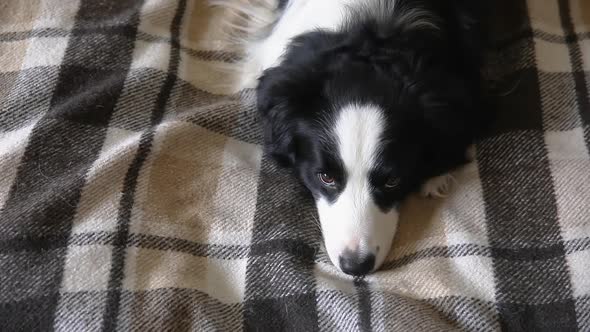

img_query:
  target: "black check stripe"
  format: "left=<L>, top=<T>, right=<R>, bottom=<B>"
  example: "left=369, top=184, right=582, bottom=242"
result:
left=558, top=0, right=590, bottom=146
left=100, top=0, right=187, bottom=330
left=243, top=157, right=320, bottom=331
left=479, top=2, right=578, bottom=330
left=355, top=277, right=373, bottom=332
left=0, top=0, right=141, bottom=328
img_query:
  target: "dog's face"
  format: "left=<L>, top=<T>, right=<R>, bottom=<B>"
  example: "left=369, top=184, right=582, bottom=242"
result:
left=257, top=23, right=482, bottom=275
left=296, top=103, right=409, bottom=276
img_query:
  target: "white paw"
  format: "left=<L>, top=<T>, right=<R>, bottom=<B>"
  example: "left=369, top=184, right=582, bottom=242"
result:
left=421, top=174, right=455, bottom=199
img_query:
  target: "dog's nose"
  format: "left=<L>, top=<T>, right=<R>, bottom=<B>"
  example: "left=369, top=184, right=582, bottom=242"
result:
left=338, top=250, right=375, bottom=276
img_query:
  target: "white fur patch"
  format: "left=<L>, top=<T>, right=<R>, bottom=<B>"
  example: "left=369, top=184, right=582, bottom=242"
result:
left=209, top=0, right=282, bottom=92
left=316, top=104, right=399, bottom=273
left=213, top=0, right=358, bottom=91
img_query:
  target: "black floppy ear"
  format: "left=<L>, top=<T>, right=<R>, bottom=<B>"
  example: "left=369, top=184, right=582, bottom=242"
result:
left=256, top=30, right=341, bottom=167
left=256, top=67, right=297, bottom=167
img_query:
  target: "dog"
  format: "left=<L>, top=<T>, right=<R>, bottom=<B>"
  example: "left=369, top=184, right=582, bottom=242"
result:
left=215, top=0, right=489, bottom=275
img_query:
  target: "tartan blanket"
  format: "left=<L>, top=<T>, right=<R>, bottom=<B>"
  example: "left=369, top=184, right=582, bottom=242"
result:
left=1, top=0, right=589, bottom=331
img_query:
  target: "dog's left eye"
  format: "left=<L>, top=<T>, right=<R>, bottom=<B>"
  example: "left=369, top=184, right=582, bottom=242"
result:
left=384, top=177, right=400, bottom=190
left=318, top=173, right=336, bottom=186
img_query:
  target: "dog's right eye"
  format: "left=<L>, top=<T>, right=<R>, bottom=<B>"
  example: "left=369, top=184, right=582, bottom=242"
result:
left=318, top=173, right=336, bottom=186
left=384, top=177, right=401, bottom=190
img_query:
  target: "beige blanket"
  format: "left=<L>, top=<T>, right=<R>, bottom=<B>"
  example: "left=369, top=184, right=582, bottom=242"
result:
left=0, top=0, right=589, bottom=330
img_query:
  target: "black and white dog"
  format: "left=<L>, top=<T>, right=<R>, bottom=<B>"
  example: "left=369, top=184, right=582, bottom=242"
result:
left=216, top=0, right=489, bottom=275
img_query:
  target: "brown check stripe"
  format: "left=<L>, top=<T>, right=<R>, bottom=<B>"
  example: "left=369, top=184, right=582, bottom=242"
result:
left=0, top=0, right=589, bottom=331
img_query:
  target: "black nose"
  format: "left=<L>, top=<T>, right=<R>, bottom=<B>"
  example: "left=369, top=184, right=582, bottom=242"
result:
left=339, top=251, right=375, bottom=276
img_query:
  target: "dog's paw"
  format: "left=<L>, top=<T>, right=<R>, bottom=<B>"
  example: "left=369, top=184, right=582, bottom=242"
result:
left=421, top=174, right=455, bottom=199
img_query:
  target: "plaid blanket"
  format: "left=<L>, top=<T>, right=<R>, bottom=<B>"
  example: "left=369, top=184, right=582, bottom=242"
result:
left=1, top=0, right=589, bottom=331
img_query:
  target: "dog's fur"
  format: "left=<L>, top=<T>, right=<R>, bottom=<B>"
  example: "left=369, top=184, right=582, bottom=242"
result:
left=215, top=0, right=489, bottom=275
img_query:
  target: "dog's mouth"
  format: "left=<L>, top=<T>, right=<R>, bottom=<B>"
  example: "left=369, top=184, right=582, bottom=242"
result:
left=316, top=201, right=399, bottom=276
left=321, top=239, right=391, bottom=276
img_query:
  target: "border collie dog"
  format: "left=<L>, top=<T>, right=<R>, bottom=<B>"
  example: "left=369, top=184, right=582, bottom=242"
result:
left=217, top=0, right=487, bottom=275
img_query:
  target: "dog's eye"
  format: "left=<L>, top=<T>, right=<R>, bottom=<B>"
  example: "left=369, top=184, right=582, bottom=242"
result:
left=318, top=173, right=336, bottom=186
left=384, top=177, right=400, bottom=190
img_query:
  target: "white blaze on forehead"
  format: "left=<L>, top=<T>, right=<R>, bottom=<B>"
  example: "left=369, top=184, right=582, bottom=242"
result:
left=334, top=104, right=385, bottom=175
left=317, top=103, right=398, bottom=272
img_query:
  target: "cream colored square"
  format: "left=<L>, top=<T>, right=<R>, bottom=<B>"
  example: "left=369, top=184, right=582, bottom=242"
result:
left=392, top=149, right=485, bottom=256
left=535, top=39, right=572, bottom=73
left=580, top=39, right=590, bottom=71
left=178, top=53, right=235, bottom=95
left=314, top=262, right=356, bottom=294
left=130, top=122, right=228, bottom=244
left=570, top=0, right=590, bottom=34
left=138, top=0, right=177, bottom=38
left=21, top=37, right=69, bottom=70
left=0, top=123, right=38, bottom=210
left=206, top=258, right=247, bottom=303
left=0, top=0, right=40, bottom=32
left=72, top=128, right=141, bottom=234
left=183, top=0, right=228, bottom=50
left=545, top=128, right=590, bottom=161
left=567, top=250, right=590, bottom=297
left=34, top=0, right=80, bottom=30
left=392, top=192, right=450, bottom=260
left=369, top=256, right=496, bottom=302
left=550, top=159, right=590, bottom=241
left=546, top=128, right=590, bottom=242
left=527, top=0, right=563, bottom=36
left=563, top=225, right=590, bottom=244
left=207, top=138, right=262, bottom=245
left=122, top=247, right=207, bottom=291
left=440, top=162, right=489, bottom=247
left=0, top=40, right=30, bottom=72
left=130, top=40, right=171, bottom=72
left=61, top=245, right=112, bottom=292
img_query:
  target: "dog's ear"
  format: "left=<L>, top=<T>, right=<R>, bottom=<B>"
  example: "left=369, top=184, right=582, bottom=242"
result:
left=256, top=30, right=341, bottom=167
left=257, top=66, right=298, bottom=167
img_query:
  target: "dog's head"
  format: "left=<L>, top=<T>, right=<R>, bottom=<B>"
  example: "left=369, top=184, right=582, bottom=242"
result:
left=257, top=4, right=485, bottom=275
